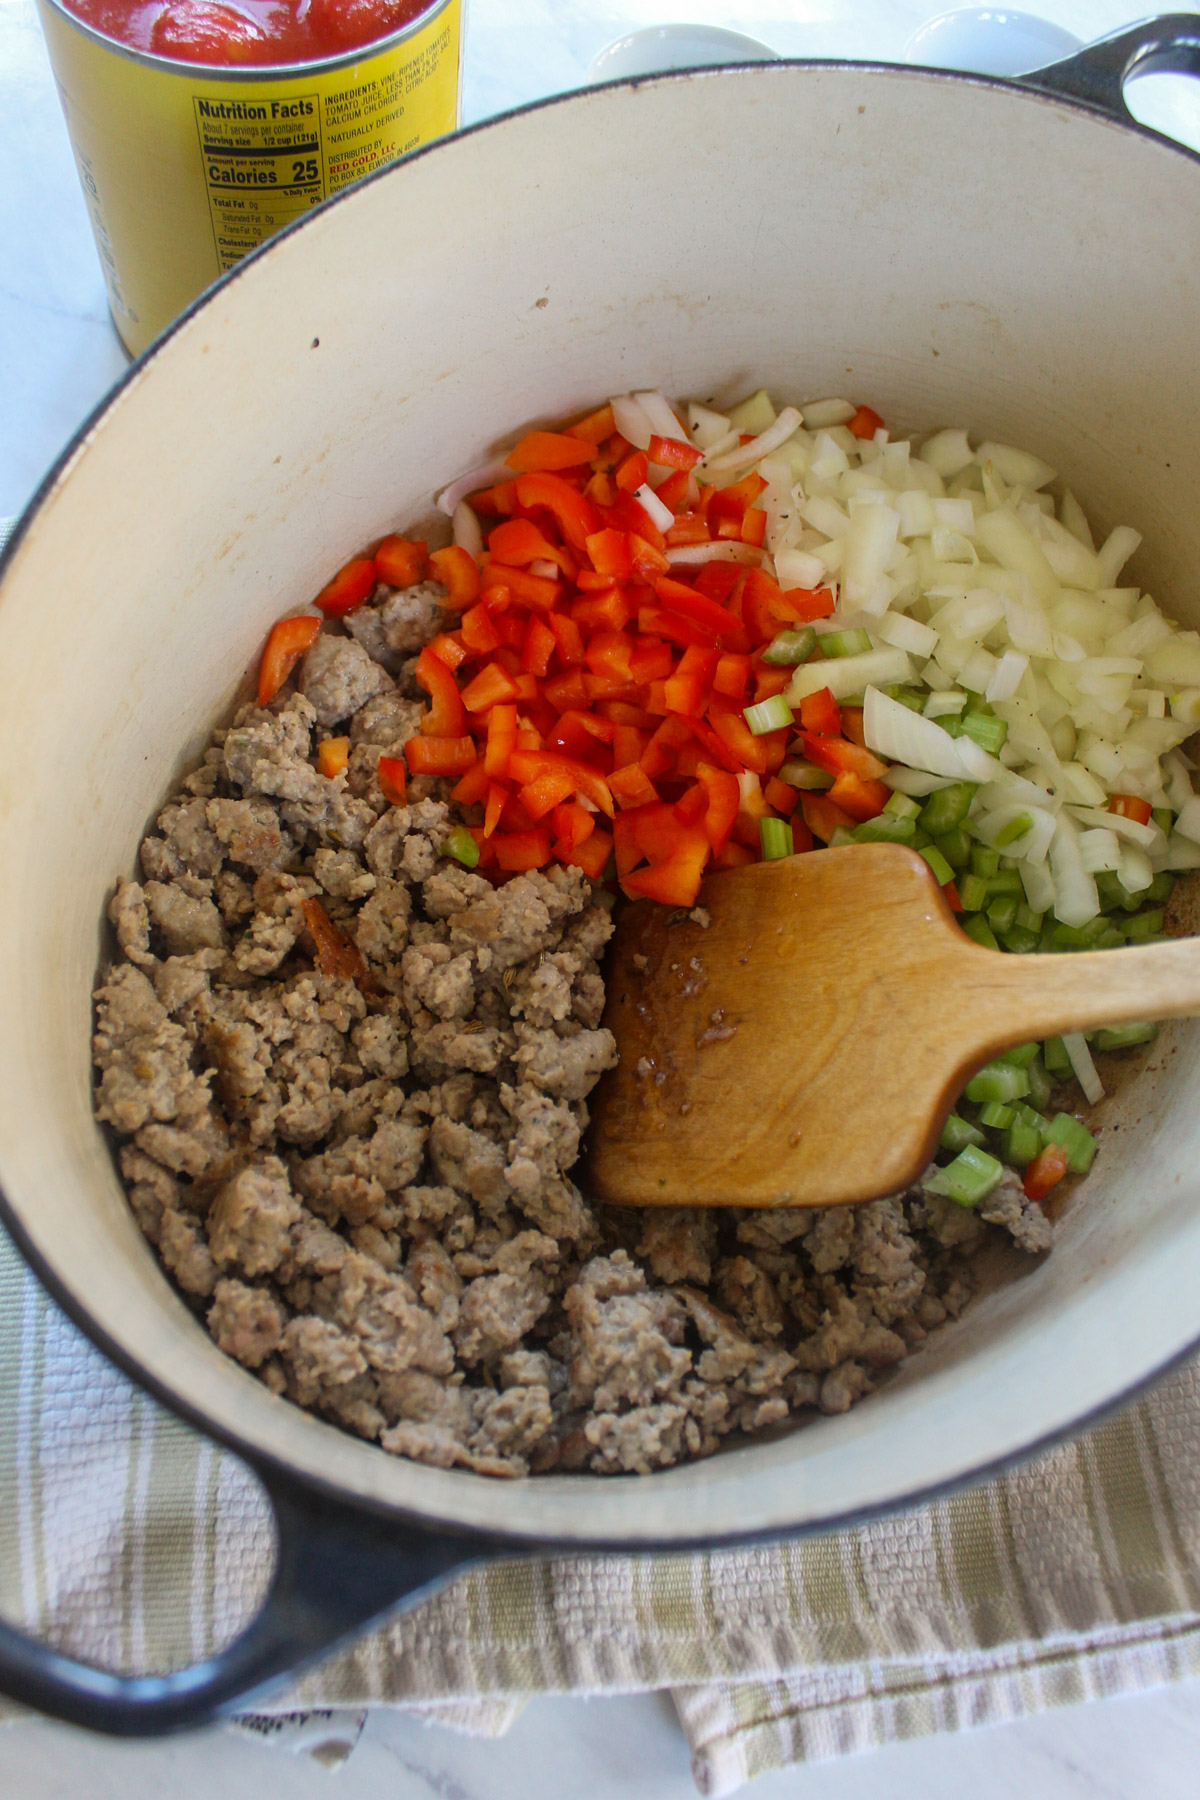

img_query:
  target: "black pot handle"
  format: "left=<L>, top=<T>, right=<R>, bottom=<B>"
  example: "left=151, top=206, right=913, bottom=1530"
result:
left=1019, top=12, right=1200, bottom=123
left=0, top=1468, right=494, bottom=1735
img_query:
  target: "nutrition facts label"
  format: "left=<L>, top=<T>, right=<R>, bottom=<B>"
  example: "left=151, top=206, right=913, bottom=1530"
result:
left=193, top=93, right=326, bottom=272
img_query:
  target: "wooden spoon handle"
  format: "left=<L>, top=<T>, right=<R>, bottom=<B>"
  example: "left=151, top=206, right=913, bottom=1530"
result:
left=960, top=934, right=1200, bottom=1048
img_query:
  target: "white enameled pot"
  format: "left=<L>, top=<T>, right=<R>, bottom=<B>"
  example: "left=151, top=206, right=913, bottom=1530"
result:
left=3, top=14, right=1200, bottom=1732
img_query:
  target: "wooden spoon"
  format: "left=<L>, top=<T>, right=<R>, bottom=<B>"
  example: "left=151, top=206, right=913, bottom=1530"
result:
left=585, top=843, right=1200, bottom=1209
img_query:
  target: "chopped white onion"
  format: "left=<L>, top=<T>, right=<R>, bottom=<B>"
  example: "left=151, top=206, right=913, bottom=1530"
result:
left=800, top=397, right=856, bottom=429
left=883, top=767, right=957, bottom=796
left=666, top=542, right=763, bottom=567
left=687, top=403, right=731, bottom=450
left=1118, top=842, right=1154, bottom=892
left=633, top=390, right=688, bottom=443
left=863, top=685, right=995, bottom=779
left=436, top=457, right=514, bottom=516
left=1063, top=1033, right=1105, bottom=1105
left=1078, top=827, right=1123, bottom=873
left=789, top=650, right=912, bottom=705
left=774, top=546, right=828, bottom=592
left=610, top=393, right=654, bottom=450
left=920, top=428, right=975, bottom=478
left=986, top=649, right=1029, bottom=703
left=634, top=482, right=674, bottom=533
left=876, top=611, right=938, bottom=656
left=1173, top=794, right=1200, bottom=844
left=451, top=500, right=483, bottom=560
left=704, top=406, right=803, bottom=474
left=975, top=441, right=1056, bottom=490
left=1067, top=805, right=1159, bottom=850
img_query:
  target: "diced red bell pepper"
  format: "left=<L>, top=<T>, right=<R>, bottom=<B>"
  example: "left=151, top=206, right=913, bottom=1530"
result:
left=547, top=610, right=586, bottom=666
left=612, top=723, right=648, bottom=768
left=697, top=763, right=740, bottom=853
left=377, top=752, right=408, bottom=806
left=483, top=702, right=518, bottom=778
left=840, top=706, right=866, bottom=746
left=460, top=600, right=503, bottom=655
left=640, top=606, right=724, bottom=652
left=708, top=703, right=772, bottom=775
left=514, top=472, right=601, bottom=554
left=258, top=614, right=321, bottom=705
left=798, top=687, right=843, bottom=735
left=655, top=470, right=692, bottom=513
left=302, top=897, right=369, bottom=984
left=450, top=759, right=490, bottom=805
left=779, top=585, right=837, bottom=623
left=797, top=731, right=889, bottom=782
left=469, top=480, right=517, bottom=515
left=314, top=557, right=377, bottom=617
left=584, top=471, right=617, bottom=508
left=763, top=775, right=799, bottom=818
left=484, top=780, right=508, bottom=838
left=415, top=645, right=468, bottom=735
left=488, top=517, right=567, bottom=571
left=942, top=880, right=964, bottom=913
left=623, top=830, right=711, bottom=907
left=543, top=668, right=592, bottom=712
left=585, top=629, right=635, bottom=682
left=546, top=710, right=615, bottom=761
left=828, top=770, right=890, bottom=821
left=551, top=800, right=595, bottom=854
left=629, top=637, right=674, bottom=683
left=694, top=560, right=744, bottom=603
left=522, top=615, right=558, bottom=678
left=654, top=575, right=743, bottom=641
left=740, top=507, right=767, bottom=548
left=640, top=713, right=694, bottom=780
left=585, top=527, right=635, bottom=581
left=1024, top=1142, right=1069, bottom=1202
left=507, top=749, right=614, bottom=817
left=648, top=434, right=703, bottom=471
left=481, top=561, right=561, bottom=611
left=404, top=735, right=477, bottom=776
left=1109, top=792, right=1154, bottom=825
left=465, top=826, right=498, bottom=869
left=505, top=430, right=595, bottom=473
left=674, top=781, right=708, bottom=826
left=665, top=510, right=711, bottom=546
left=712, top=839, right=756, bottom=870
left=427, top=631, right=469, bottom=671
left=316, top=736, right=349, bottom=779
left=560, top=827, right=613, bottom=879
left=628, top=533, right=672, bottom=581
left=428, top=545, right=481, bottom=608
left=848, top=404, right=885, bottom=440
left=800, top=791, right=857, bottom=842
left=566, top=402, right=616, bottom=445
left=603, top=489, right=668, bottom=553
left=518, top=764, right=578, bottom=820
left=615, top=449, right=649, bottom=493
left=609, top=763, right=660, bottom=809
left=573, top=588, right=633, bottom=634
left=374, top=536, right=427, bottom=589
left=461, top=660, right=521, bottom=713
left=752, top=664, right=791, bottom=703
left=712, top=652, right=752, bottom=702
left=493, top=827, right=553, bottom=869
left=597, top=699, right=658, bottom=728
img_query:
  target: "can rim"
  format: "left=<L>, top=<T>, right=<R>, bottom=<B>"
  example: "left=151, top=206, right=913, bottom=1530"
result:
left=37, top=0, right=454, bottom=80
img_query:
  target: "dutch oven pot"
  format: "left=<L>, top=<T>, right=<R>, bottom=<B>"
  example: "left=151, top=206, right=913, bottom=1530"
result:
left=3, top=15, right=1200, bottom=1734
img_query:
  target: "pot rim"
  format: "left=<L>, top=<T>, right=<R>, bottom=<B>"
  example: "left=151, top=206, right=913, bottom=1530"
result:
left=5, top=47, right=1200, bottom=1548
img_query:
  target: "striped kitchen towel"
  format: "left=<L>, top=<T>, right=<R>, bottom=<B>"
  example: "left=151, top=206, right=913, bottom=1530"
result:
left=3, top=1225, right=1200, bottom=1794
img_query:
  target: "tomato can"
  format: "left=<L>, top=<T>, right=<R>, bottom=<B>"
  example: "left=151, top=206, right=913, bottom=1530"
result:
left=36, top=0, right=463, bottom=357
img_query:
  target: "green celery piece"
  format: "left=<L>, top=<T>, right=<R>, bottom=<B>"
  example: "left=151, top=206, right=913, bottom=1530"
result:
left=744, top=694, right=794, bottom=735
left=1146, top=871, right=1176, bottom=905
left=985, top=868, right=1023, bottom=898
left=882, top=686, right=927, bottom=713
left=828, top=825, right=858, bottom=848
left=997, top=1041, right=1040, bottom=1068
left=1014, top=1103, right=1050, bottom=1133
left=993, top=812, right=1031, bottom=847
left=1051, top=918, right=1110, bottom=951
left=941, top=1112, right=986, bottom=1153
left=1094, top=926, right=1127, bottom=950
left=779, top=759, right=834, bottom=791
left=999, top=926, right=1040, bottom=954
left=853, top=814, right=916, bottom=845
left=920, top=844, right=956, bottom=886
left=1092, top=1022, right=1159, bottom=1051
left=958, top=872, right=989, bottom=912
left=1042, top=1036, right=1071, bottom=1073
left=1015, top=903, right=1044, bottom=933
left=443, top=825, right=481, bottom=869
left=759, top=817, right=794, bottom=860
left=1152, top=806, right=1174, bottom=836
left=1024, top=1054, right=1053, bottom=1112
left=978, top=1100, right=1015, bottom=1129
left=883, top=791, right=922, bottom=819
left=1095, top=870, right=1125, bottom=911
left=987, top=896, right=1018, bottom=934
left=939, top=715, right=964, bottom=737
left=1003, top=1120, right=1043, bottom=1168
left=910, top=826, right=933, bottom=849
left=1039, top=918, right=1059, bottom=954
left=1044, top=1112, right=1099, bottom=1174
left=965, top=1060, right=1031, bottom=1104
left=961, top=913, right=1000, bottom=951
left=762, top=626, right=818, bottom=666
left=933, top=827, right=972, bottom=871
left=818, top=627, right=873, bottom=658
left=918, top=782, right=977, bottom=836
left=1124, top=908, right=1165, bottom=942
left=925, top=1144, right=1005, bottom=1207
left=971, top=844, right=1001, bottom=879
left=961, top=712, right=1009, bottom=754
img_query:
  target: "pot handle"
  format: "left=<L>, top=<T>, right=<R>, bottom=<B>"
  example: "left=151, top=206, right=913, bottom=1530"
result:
left=1019, top=12, right=1200, bottom=123
left=0, top=1468, right=492, bottom=1735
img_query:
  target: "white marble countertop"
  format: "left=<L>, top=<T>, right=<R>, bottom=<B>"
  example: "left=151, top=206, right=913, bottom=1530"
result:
left=6, top=0, right=1200, bottom=1792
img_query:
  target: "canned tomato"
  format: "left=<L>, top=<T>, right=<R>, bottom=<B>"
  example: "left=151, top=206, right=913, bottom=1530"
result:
left=37, top=0, right=463, bottom=357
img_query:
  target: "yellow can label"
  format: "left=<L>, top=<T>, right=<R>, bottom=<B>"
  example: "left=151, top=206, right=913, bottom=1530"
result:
left=37, top=0, right=461, bottom=356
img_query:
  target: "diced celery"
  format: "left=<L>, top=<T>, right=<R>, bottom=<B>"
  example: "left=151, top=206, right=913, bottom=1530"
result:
left=939, top=715, right=964, bottom=737
left=759, top=817, right=794, bottom=860
left=1094, top=926, right=1127, bottom=949
left=1025, top=1054, right=1053, bottom=1112
left=985, top=868, right=1023, bottom=898
left=1092, top=1022, right=1159, bottom=1051
left=1015, top=903, right=1044, bottom=933
left=443, top=825, right=481, bottom=869
left=1051, top=918, right=1110, bottom=951
left=779, top=759, right=834, bottom=791
left=853, top=814, right=916, bottom=844
left=762, top=626, right=818, bottom=666
left=883, top=792, right=922, bottom=820
left=961, top=913, right=1000, bottom=951
left=941, top=1112, right=986, bottom=1153
left=1146, top=871, right=1176, bottom=905
left=958, top=872, right=989, bottom=912
left=1003, top=1120, right=1043, bottom=1168
left=933, top=827, right=972, bottom=871
left=1044, top=1112, right=1099, bottom=1174
left=965, top=1060, right=1031, bottom=1104
left=745, top=694, right=794, bottom=735
left=978, top=1101, right=1015, bottom=1129
left=999, top=926, right=1040, bottom=954
left=818, top=627, right=873, bottom=658
left=910, top=826, right=933, bottom=850
left=1042, top=1036, right=1071, bottom=1074
left=920, top=844, right=956, bottom=886
left=961, top=712, right=1009, bottom=754
left=997, top=1041, right=1040, bottom=1068
left=828, top=825, right=857, bottom=848
left=1123, top=908, right=1165, bottom=942
left=1014, top=1103, right=1050, bottom=1133
left=918, top=782, right=977, bottom=837
left=994, top=812, right=1032, bottom=847
left=925, top=1144, right=1005, bottom=1207
left=987, top=896, right=1018, bottom=934
left=882, top=685, right=927, bottom=713
left=971, top=845, right=1001, bottom=880
left=1152, top=806, right=1174, bottom=837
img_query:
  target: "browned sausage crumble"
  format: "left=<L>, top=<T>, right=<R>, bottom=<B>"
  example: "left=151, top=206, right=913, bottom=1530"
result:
left=92, top=572, right=1052, bottom=1477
